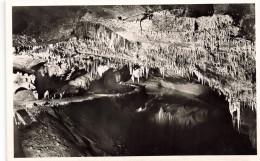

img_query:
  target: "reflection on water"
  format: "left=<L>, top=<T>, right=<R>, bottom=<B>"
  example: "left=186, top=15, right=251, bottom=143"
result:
left=155, top=105, right=208, bottom=128
left=55, top=90, right=256, bottom=156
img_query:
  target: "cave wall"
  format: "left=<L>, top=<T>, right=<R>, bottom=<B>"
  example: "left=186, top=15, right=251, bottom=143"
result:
left=12, top=5, right=256, bottom=130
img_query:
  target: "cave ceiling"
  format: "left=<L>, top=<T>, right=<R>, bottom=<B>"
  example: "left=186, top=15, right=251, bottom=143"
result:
left=12, top=5, right=255, bottom=45
left=12, top=4, right=256, bottom=129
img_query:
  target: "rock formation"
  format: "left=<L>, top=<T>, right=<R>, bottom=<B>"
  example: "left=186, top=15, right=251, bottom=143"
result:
left=12, top=5, right=256, bottom=149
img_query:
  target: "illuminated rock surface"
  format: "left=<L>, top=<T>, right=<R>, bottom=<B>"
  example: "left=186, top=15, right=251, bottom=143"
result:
left=12, top=4, right=256, bottom=156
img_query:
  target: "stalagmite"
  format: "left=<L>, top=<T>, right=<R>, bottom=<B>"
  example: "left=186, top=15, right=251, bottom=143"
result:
left=132, top=68, right=142, bottom=83
left=146, top=66, right=149, bottom=79
left=129, top=63, right=133, bottom=75
left=32, top=91, right=38, bottom=100
left=12, top=14, right=256, bottom=134
left=44, top=90, right=50, bottom=99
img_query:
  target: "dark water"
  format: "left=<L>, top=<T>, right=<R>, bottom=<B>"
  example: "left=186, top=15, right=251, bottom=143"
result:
left=54, top=88, right=256, bottom=156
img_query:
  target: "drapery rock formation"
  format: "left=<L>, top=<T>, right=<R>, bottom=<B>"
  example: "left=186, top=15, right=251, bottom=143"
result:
left=12, top=5, right=256, bottom=148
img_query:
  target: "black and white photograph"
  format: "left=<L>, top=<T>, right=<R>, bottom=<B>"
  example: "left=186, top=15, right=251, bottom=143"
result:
left=6, top=0, right=259, bottom=160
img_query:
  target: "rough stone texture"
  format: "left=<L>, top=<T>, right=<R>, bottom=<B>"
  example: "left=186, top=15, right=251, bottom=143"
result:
left=18, top=113, right=86, bottom=157
left=13, top=72, right=36, bottom=94
left=12, top=5, right=256, bottom=149
left=14, top=90, right=37, bottom=102
left=69, top=73, right=92, bottom=89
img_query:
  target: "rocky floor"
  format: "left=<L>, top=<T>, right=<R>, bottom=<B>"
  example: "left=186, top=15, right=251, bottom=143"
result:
left=18, top=112, right=87, bottom=157
left=14, top=83, right=145, bottom=157
left=11, top=5, right=256, bottom=157
left=14, top=76, right=256, bottom=157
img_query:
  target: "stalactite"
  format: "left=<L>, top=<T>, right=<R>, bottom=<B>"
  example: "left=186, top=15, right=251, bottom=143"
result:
left=12, top=17, right=255, bottom=133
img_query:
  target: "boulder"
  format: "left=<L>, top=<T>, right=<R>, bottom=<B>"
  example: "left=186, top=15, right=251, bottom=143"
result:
left=69, top=73, right=92, bottom=89
left=14, top=90, right=38, bottom=102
